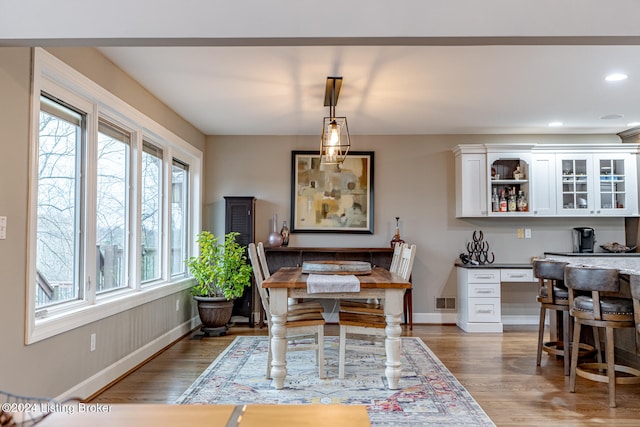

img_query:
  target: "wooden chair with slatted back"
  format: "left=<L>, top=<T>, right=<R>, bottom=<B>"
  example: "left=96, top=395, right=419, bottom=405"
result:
left=390, top=241, right=403, bottom=273
left=389, top=242, right=414, bottom=329
left=248, top=243, right=326, bottom=379
left=257, top=241, right=322, bottom=311
left=338, top=244, right=416, bottom=379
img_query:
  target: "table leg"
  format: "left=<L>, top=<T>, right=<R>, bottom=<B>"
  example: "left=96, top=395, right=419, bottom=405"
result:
left=269, top=288, right=288, bottom=389
left=384, top=289, right=404, bottom=389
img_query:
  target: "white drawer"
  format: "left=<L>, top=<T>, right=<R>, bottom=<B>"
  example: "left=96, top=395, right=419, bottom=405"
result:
left=467, top=297, right=501, bottom=322
left=501, top=269, right=534, bottom=282
left=468, top=282, right=500, bottom=297
left=466, top=269, right=500, bottom=283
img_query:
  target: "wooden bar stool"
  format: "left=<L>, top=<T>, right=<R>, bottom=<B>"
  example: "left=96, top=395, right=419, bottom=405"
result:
left=565, top=265, right=640, bottom=408
left=533, top=259, right=571, bottom=375
left=533, top=259, right=595, bottom=375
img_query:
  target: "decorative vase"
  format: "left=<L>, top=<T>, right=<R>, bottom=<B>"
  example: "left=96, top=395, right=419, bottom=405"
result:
left=268, top=213, right=283, bottom=247
left=390, top=216, right=405, bottom=248
left=280, top=220, right=290, bottom=247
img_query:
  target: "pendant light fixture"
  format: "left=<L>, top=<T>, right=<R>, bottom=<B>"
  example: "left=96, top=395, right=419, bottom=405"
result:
left=320, top=76, right=350, bottom=165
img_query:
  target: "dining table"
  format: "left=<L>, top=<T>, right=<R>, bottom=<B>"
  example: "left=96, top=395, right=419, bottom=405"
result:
left=261, top=266, right=411, bottom=390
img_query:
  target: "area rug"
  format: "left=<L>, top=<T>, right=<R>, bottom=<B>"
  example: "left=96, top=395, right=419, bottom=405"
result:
left=177, top=336, right=495, bottom=426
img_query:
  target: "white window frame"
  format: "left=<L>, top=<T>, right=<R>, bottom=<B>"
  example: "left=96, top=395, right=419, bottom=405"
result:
left=26, top=48, right=202, bottom=344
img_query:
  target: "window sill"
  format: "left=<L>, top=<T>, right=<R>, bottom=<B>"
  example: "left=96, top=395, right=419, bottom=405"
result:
left=27, top=278, right=194, bottom=344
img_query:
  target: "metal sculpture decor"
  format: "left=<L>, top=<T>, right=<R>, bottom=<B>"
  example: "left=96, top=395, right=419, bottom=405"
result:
left=462, top=230, right=495, bottom=265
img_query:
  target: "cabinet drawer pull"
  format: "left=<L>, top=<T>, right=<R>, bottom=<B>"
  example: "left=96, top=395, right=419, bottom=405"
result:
left=475, top=289, right=495, bottom=294
left=475, top=274, right=495, bottom=279
left=476, top=309, right=493, bottom=313
left=508, top=274, right=526, bottom=278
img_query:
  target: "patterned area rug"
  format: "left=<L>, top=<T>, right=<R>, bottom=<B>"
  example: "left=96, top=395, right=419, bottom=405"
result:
left=177, top=336, right=495, bottom=426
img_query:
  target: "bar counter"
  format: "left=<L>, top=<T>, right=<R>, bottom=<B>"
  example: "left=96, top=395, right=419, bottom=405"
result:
left=543, top=252, right=640, bottom=369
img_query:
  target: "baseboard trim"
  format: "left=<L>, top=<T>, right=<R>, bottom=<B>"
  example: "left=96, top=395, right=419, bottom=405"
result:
left=55, top=316, right=200, bottom=402
left=502, top=315, right=538, bottom=325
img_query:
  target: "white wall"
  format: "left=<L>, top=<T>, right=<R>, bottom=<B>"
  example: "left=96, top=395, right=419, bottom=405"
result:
left=204, top=134, right=626, bottom=323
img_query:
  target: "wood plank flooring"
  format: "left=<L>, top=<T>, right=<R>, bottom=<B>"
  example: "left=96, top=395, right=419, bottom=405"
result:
left=91, top=324, right=640, bottom=426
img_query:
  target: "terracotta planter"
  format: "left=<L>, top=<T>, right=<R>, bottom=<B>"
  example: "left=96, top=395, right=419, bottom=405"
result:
left=194, top=296, right=234, bottom=335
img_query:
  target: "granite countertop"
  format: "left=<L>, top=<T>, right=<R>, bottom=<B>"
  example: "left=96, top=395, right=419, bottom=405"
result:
left=544, top=252, right=640, bottom=275
left=454, top=261, right=532, bottom=269
left=544, top=251, right=640, bottom=257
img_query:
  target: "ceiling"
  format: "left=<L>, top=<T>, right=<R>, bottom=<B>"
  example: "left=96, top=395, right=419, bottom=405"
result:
left=98, top=44, right=640, bottom=136
left=3, top=1, right=640, bottom=137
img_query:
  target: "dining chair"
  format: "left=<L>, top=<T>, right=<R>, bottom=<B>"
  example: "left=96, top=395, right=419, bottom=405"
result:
left=565, top=265, right=640, bottom=408
left=256, top=241, right=323, bottom=311
left=389, top=242, right=414, bottom=330
left=390, top=241, right=403, bottom=272
left=338, top=243, right=416, bottom=379
left=248, top=243, right=326, bottom=379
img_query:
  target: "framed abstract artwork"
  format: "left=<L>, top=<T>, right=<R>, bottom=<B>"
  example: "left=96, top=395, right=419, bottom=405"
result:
left=290, top=150, right=374, bottom=234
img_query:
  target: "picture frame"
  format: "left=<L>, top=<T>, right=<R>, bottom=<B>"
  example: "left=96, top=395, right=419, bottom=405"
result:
left=290, top=150, right=374, bottom=234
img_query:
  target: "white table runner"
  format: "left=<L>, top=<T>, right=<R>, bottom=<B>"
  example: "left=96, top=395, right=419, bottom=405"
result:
left=306, top=274, right=360, bottom=293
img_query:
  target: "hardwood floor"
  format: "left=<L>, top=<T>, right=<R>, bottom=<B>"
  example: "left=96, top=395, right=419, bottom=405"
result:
left=91, top=324, right=640, bottom=426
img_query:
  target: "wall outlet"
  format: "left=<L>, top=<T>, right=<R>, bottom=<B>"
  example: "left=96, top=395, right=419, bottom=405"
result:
left=0, top=216, right=6, bottom=240
left=176, top=299, right=180, bottom=312
left=517, top=228, right=524, bottom=239
left=525, top=228, right=532, bottom=239
left=90, top=333, right=96, bottom=352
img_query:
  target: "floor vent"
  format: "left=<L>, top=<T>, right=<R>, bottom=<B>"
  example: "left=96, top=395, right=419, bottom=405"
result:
left=435, top=297, right=456, bottom=310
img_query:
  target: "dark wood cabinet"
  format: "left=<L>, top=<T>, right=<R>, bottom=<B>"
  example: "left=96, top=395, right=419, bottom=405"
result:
left=263, top=247, right=393, bottom=275
left=224, top=196, right=256, bottom=324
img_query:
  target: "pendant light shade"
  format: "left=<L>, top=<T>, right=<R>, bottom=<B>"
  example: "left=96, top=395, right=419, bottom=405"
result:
left=320, top=77, right=350, bottom=164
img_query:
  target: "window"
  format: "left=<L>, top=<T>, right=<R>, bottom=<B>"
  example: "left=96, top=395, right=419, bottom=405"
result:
left=96, top=119, right=131, bottom=293
left=141, top=142, right=163, bottom=283
left=171, top=160, right=189, bottom=276
left=27, top=48, right=202, bottom=344
left=36, top=96, right=85, bottom=308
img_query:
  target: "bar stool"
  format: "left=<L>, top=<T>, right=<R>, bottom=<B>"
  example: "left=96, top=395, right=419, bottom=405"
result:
left=566, top=265, right=640, bottom=408
left=533, top=259, right=595, bottom=375
left=533, top=259, right=571, bottom=375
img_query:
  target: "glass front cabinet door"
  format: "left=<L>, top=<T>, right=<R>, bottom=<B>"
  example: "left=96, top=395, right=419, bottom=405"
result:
left=556, top=153, right=637, bottom=216
left=557, top=155, right=592, bottom=216
left=594, top=154, right=636, bottom=216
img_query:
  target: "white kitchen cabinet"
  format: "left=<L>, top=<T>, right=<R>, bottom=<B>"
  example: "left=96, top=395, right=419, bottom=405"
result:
left=486, top=149, right=532, bottom=217
left=593, top=154, right=638, bottom=216
left=454, top=145, right=487, bottom=217
left=556, top=152, right=638, bottom=216
left=454, top=143, right=640, bottom=218
left=457, top=267, right=502, bottom=333
left=531, top=153, right=557, bottom=216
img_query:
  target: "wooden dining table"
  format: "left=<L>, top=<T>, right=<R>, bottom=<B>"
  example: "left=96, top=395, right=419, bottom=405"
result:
left=261, top=266, right=411, bottom=390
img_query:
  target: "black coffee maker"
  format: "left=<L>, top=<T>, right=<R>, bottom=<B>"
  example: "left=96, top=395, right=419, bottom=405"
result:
left=572, top=227, right=596, bottom=253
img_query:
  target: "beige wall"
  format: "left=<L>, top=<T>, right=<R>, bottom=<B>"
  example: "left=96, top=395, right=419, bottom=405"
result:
left=0, top=47, right=204, bottom=398
left=0, top=45, right=630, bottom=398
left=204, top=134, right=626, bottom=323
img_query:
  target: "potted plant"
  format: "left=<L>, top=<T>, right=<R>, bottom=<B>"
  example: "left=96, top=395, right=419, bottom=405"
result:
left=186, top=231, right=252, bottom=335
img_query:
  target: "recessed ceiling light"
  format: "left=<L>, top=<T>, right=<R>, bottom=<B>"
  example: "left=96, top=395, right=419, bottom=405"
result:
left=627, top=122, right=640, bottom=127
left=605, top=73, right=628, bottom=82
left=600, top=114, right=623, bottom=120
left=548, top=121, right=563, bottom=127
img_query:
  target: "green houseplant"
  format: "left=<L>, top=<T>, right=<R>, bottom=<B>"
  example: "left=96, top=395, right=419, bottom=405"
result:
left=186, top=231, right=252, bottom=335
